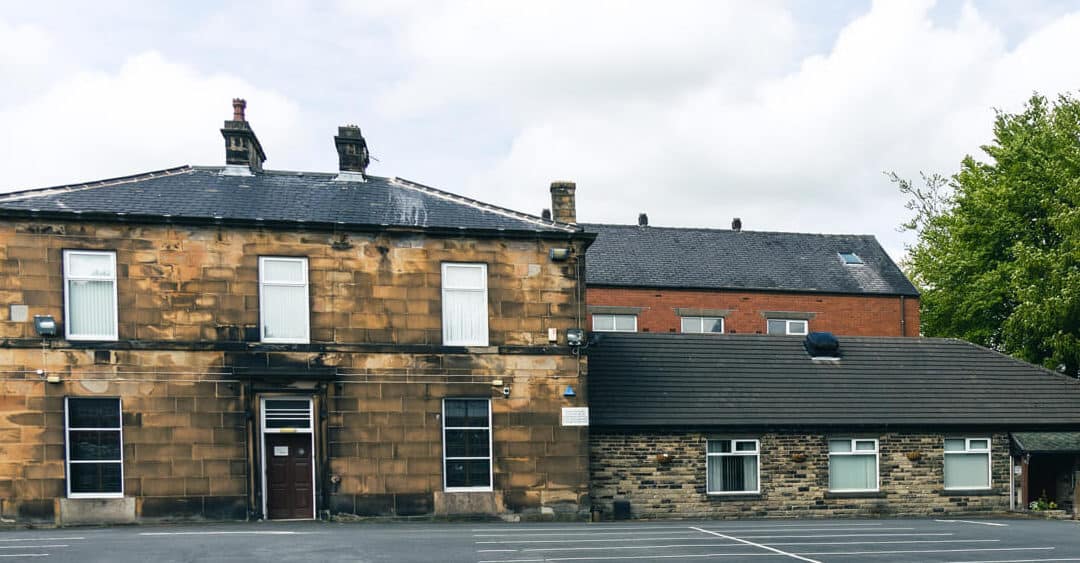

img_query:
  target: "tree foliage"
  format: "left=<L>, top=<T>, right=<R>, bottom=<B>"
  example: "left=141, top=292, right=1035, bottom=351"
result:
left=894, top=93, right=1080, bottom=376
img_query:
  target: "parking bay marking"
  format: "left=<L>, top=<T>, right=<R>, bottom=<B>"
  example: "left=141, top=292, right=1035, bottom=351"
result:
left=0, top=544, right=69, bottom=549
left=139, top=531, right=322, bottom=536
left=691, top=526, right=823, bottom=563
left=0, top=537, right=84, bottom=542
left=518, top=539, right=1003, bottom=553
left=936, top=519, right=1010, bottom=527
left=471, top=523, right=888, bottom=533
left=473, top=526, right=909, bottom=537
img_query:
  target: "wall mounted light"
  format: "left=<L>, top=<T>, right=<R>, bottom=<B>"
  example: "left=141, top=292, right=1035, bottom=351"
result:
left=33, top=315, right=58, bottom=337
left=549, top=248, right=570, bottom=262
left=566, top=329, right=584, bottom=346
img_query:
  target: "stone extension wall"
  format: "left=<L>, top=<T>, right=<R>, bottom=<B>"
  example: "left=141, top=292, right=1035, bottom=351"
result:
left=590, top=431, right=1009, bottom=519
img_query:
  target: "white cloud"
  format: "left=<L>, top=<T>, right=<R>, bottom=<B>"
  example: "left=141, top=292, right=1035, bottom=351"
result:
left=0, top=52, right=305, bottom=191
left=373, top=0, right=1080, bottom=258
left=0, top=20, right=51, bottom=66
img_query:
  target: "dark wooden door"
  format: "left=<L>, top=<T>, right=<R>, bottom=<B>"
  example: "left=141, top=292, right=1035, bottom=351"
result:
left=265, top=433, right=314, bottom=519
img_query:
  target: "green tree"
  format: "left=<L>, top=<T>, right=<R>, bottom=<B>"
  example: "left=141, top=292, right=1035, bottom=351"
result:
left=893, top=93, right=1080, bottom=376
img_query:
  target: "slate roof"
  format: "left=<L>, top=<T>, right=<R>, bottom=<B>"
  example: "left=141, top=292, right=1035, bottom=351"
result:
left=0, top=166, right=579, bottom=235
left=582, top=223, right=918, bottom=296
left=588, top=333, right=1080, bottom=428
left=1012, top=432, right=1080, bottom=454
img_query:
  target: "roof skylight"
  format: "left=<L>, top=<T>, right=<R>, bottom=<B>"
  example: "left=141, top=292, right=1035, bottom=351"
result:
left=839, top=252, right=864, bottom=265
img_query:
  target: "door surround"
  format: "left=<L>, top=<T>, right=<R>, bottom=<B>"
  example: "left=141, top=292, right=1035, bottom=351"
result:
left=259, top=395, right=316, bottom=520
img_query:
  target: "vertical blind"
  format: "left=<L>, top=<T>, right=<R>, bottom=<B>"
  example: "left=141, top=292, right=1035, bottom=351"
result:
left=829, top=439, right=878, bottom=491
left=944, top=438, right=990, bottom=489
left=442, top=264, right=488, bottom=346
left=706, top=440, right=759, bottom=493
left=65, top=251, right=117, bottom=339
left=260, top=258, right=309, bottom=342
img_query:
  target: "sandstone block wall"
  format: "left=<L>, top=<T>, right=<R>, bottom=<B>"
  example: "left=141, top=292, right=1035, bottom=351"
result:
left=590, top=431, right=1009, bottom=519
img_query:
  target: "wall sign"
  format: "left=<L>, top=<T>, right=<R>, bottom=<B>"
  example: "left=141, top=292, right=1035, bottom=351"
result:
left=273, top=446, right=289, bottom=457
left=561, top=407, right=589, bottom=426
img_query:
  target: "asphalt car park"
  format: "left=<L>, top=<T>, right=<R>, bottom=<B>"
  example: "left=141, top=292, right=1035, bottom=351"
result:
left=3, top=517, right=1080, bottom=562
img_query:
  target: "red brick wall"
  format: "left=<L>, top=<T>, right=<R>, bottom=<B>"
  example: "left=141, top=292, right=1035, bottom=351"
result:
left=587, top=287, right=920, bottom=336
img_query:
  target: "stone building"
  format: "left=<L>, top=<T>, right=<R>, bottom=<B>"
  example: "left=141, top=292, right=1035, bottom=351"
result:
left=583, top=220, right=920, bottom=337
left=587, top=332, right=1080, bottom=518
left=0, top=100, right=594, bottom=524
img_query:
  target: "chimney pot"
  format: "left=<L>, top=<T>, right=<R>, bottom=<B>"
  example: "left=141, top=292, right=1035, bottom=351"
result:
left=541, top=209, right=552, bottom=221
left=221, top=98, right=266, bottom=171
left=334, top=125, right=370, bottom=176
left=638, top=213, right=648, bottom=227
left=549, top=181, right=577, bottom=224
left=232, top=98, right=246, bottom=121
left=732, top=217, right=742, bottom=231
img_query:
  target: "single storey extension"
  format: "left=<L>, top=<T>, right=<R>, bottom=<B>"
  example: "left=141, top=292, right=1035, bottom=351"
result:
left=587, top=332, right=1080, bottom=519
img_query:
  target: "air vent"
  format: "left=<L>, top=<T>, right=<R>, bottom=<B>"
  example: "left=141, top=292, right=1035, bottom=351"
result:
left=805, top=332, right=840, bottom=359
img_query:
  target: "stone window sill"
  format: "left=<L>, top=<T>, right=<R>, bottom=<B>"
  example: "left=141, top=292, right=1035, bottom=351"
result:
left=824, top=491, right=887, bottom=499
left=706, top=493, right=762, bottom=501
left=939, top=489, right=1002, bottom=497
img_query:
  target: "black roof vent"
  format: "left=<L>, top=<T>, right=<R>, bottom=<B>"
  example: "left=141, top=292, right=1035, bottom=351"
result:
left=541, top=208, right=552, bottom=221
left=638, top=213, right=648, bottom=226
left=805, top=331, right=840, bottom=358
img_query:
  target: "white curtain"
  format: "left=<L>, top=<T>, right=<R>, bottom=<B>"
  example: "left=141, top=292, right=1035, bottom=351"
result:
left=830, top=455, right=877, bottom=490
left=263, top=285, right=308, bottom=340
left=68, top=280, right=115, bottom=337
left=443, top=290, right=487, bottom=345
left=945, top=453, right=989, bottom=489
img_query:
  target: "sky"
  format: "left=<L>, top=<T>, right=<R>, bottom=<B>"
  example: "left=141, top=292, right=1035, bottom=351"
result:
left=3, top=0, right=1080, bottom=261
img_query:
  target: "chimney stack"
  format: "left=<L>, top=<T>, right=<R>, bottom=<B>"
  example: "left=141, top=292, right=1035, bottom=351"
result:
left=334, top=125, right=370, bottom=178
left=549, top=181, right=577, bottom=224
left=220, top=98, right=266, bottom=172
left=732, top=217, right=742, bottom=231
left=638, top=213, right=648, bottom=227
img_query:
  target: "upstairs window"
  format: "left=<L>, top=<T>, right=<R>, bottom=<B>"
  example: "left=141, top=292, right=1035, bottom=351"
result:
left=682, top=316, right=724, bottom=334
left=839, top=252, right=864, bottom=265
left=65, top=397, right=123, bottom=498
left=593, top=314, right=637, bottom=332
left=64, top=250, right=118, bottom=341
left=944, top=437, right=991, bottom=490
left=706, top=439, right=759, bottom=494
left=767, top=319, right=808, bottom=335
left=259, top=257, right=310, bottom=343
left=442, top=263, right=489, bottom=346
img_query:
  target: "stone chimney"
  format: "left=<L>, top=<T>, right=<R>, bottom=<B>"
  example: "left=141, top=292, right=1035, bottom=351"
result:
left=220, top=98, right=266, bottom=172
left=550, top=181, right=577, bottom=224
left=334, top=125, right=370, bottom=177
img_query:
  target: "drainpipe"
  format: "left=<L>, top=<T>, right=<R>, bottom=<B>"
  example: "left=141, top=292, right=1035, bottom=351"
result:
left=899, top=295, right=907, bottom=336
left=1009, top=455, right=1016, bottom=510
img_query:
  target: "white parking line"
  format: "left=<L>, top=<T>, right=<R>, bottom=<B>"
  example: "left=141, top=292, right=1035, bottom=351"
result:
left=516, top=538, right=1002, bottom=553
left=476, top=536, right=721, bottom=544
left=799, top=547, right=1055, bottom=556
left=942, top=559, right=1080, bottom=562
left=471, top=523, right=887, bottom=532
left=474, top=530, right=720, bottom=537
left=473, top=525, right=906, bottom=537
left=478, top=554, right=795, bottom=562
left=691, top=526, right=822, bottom=563
left=936, top=519, right=1010, bottom=527
left=139, top=531, right=319, bottom=536
left=0, top=544, right=69, bottom=549
left=738, top=532, right=955, bottom=539
left=0, top=537, right=84, bottom=542
left=0, top=555, right=50, bottom=558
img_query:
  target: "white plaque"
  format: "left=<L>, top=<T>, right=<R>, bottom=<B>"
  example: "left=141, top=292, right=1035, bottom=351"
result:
left=561, top=407, right=589, bottom=426
left=273, top=446, right=289, bottom=457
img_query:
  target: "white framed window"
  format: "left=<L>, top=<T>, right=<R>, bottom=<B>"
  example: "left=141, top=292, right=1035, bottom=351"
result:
left=63, top=250, right=118, bottom=341
left=441, top=263, right=489, bottom=346
left=839, top=252, right=864, bottom=265
left=829, top=438, right=879, bottom=492
left=593, top=314, right=637, bottom=332
left=944, top=437, right=991, bottom=490
left=259, top=257, right=310, bottom=343
left=65, top=397, right=123, bottom=498
left=442, top=398, right=492, bottom=492
left=706, top=439, right=759, bottom=494
left=767, top=319, right=808, bottom=335
left=682, top=316, right=724, bottom=334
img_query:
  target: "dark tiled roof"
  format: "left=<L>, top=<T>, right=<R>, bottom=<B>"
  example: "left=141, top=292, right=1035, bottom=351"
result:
left=0, top=166, right=578, bottom=235
left=588, top=333, right=1080, bottom=428
left=1012, top=432, right=1080, bottom=453
left=582, top=223, right=918, bottom=296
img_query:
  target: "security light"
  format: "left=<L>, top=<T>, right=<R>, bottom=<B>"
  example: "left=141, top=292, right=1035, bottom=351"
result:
left=33, top=315, right=58, bottom=337
left=566, top=328, right=584, bottom=346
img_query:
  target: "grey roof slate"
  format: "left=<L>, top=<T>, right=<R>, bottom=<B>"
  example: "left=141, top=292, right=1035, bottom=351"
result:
left=582, top=223, right=918, bottom=296
left=0, top=166, right=578, bottom=235
left=1012, top=432, right=1080, bottom=453
left=588, top=333, right=1080, bottom=428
